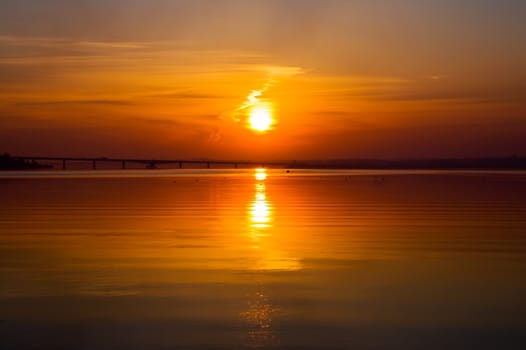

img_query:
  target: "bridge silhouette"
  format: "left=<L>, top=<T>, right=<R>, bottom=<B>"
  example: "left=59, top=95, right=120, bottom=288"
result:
left=12, top=156, right=289, bottom=170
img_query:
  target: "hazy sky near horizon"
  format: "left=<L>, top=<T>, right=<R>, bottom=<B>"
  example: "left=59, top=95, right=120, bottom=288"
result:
left=1, top=0, right=525, bottom=159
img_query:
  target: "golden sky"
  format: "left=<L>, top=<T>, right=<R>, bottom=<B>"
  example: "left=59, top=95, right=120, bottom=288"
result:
left=1, top=0, right=525, bottom=159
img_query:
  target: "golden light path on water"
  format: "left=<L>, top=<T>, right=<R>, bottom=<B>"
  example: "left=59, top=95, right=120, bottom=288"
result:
left=254, top=167, right=268, bottom=182
left=243, top=168, right=279, bottom=348
left=249, top=168, right=272, bottom=247
left=251, top=183, right=271, bottom=229
left=247, top=168, right=302, bottom=269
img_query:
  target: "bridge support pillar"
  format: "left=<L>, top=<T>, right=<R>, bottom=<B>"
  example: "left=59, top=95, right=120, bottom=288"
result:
left=179, top=162, right=183, bottom=169
left=92, top=160, right=96, bottom=170
left=207, top=162, right=211, bottom=169
left=234, top=163, right=238, bottom=169
left=122, top=160, right=126, bottom=169
left=62, top=159, right=66, bottom=170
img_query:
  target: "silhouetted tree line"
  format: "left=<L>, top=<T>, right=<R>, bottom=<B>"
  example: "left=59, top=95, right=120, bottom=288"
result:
left=0, top=153, right=52, bottom=170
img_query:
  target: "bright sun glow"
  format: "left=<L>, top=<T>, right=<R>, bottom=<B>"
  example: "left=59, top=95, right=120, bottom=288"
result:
left=248, top=103, right=273, bottom=132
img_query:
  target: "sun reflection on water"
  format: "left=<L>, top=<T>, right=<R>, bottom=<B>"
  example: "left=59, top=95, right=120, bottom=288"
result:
left=247, top=168, right=301, bottom=271
left=241, top=288, right=280, bottom=348
left=255, top=167, right=268, bottom=181
left=250, top=183, right=271, bottom=229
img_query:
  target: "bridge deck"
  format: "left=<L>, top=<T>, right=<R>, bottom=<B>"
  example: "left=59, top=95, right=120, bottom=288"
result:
left=12, top=156, right=289, bottom=169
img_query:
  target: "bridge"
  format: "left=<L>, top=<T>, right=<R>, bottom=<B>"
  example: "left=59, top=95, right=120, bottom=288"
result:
left=11, top=156, right=289, bottom=170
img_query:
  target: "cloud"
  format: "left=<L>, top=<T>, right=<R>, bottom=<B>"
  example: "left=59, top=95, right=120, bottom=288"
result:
left=311, top=75, right=526, bottom=105
left=232, top=65, right=304, bottom=122
left=146, top=91, right=231, bottom=100
left=14, top=99, right=134, bottom=107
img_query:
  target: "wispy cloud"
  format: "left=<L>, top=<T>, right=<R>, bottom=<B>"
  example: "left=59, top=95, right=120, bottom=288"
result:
left=15, top=99, right=134, bottom=107
left=146, top=91, right=232, bottom=100
left=307, top=74, right=526, bottom=105
left=233, top=65, right=304, bottom=122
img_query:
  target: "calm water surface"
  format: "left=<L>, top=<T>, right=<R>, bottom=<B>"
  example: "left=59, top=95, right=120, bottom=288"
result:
left=1, top=170, right=526, bottom=349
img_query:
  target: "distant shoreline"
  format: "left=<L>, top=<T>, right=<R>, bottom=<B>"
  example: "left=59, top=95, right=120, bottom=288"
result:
left=287, top=157, right=526, bottom=170
left=2, top=154, right=525, bottom=171
left=0, top=154, right=52, bottom=171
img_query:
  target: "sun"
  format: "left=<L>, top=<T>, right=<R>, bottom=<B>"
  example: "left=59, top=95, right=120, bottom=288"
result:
left=248, top=102, right=274, bottom=132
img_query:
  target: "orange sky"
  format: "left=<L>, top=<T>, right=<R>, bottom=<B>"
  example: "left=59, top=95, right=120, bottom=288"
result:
left=1, top=0, right=525, bottom=160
